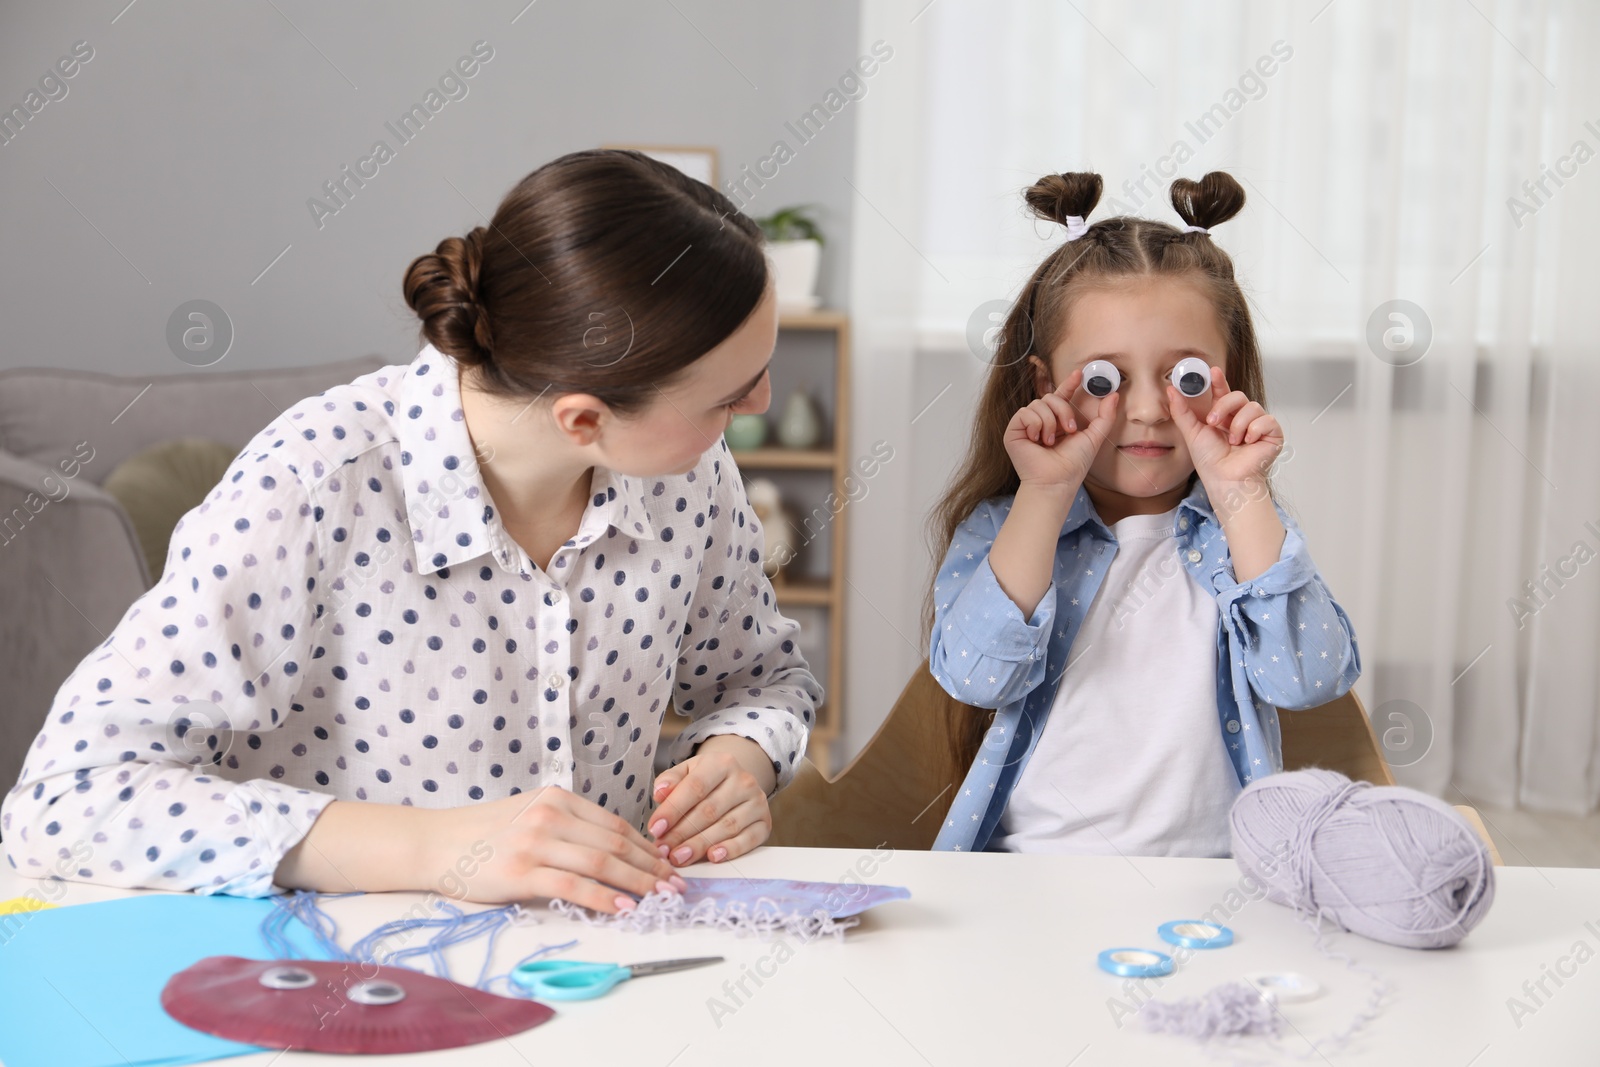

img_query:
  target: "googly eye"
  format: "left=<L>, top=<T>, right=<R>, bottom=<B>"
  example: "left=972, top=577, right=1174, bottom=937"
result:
left=1081, top=360, right=1121, bottom=398
left=1170, top=357, right=1212, bottom=398
left=348, top=980, right=407, bottom=1006
left=259, top=965, right=316, bottom=990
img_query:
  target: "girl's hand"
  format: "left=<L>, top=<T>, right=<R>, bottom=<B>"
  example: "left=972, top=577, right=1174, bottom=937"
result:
left=426, top=786, right=685, bottom=913
left=1167, top=366, right=1284, bottom=492
left=1003, top=367, right=1120, bottom=497
left=649, top=735, right=774, bottom=867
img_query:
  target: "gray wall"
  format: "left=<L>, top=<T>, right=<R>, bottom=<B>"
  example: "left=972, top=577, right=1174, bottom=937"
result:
left=0, top=0, right=861, bottom=375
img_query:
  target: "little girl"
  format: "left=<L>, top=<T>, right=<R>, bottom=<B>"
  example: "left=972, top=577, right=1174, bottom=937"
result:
left=2, top=149, right=822, bottom=909
left=926, top=171, right=1360, bottom=855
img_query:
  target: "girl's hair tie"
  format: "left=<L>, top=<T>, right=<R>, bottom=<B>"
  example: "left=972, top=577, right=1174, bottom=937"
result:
left=1179, top=223, right=1210, bottom=235
left=1063, top=214, right=1091, bottom=241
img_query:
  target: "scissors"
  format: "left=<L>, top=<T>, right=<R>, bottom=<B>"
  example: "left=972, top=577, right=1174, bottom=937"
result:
left=511, top=955, right=724, bottom=1001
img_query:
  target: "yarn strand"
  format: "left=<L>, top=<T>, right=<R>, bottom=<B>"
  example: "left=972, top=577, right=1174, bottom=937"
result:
left=261, top=891, right=553, bottom=995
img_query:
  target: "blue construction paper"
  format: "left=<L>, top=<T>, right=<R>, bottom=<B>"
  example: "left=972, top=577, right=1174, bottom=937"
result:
left=0, top=892, right=335, bottom=1067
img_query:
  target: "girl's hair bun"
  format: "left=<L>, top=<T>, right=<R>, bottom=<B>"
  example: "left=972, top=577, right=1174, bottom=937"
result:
left=403, top=224, right=495, bottom=369
left=1170, top=172, right=1246, bottom=232
left=1024, top=172, right=1104, bottom=228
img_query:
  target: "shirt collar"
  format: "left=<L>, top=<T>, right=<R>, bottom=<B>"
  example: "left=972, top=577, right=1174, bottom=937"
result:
left=394, top=346, right=657, bottom=577
left=1057, top=474, right=1212, bottom=541
left=1176, top=474, right=1216, bottom=524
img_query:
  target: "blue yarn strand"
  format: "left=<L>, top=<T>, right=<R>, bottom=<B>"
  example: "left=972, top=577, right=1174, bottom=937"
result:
left=262, top=890, right=556, bottom=993
left=482, top=938, right=580, bottom=998
left=262, top=889, right=353, bottom=962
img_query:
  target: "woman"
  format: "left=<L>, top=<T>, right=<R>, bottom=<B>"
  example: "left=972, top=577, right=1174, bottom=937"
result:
left=1, top=150, right=822, bottom=913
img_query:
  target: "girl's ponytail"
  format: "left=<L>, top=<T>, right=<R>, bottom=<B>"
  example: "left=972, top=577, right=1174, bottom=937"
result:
left=1023, top=172, right=1104, bottom=230
left=1169, top=171, right=1247, bottom=233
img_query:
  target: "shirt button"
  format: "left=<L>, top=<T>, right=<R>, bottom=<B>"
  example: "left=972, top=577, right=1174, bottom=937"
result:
left=1187, top=549, right=1202, bottom=563
left=1225, top=719, right=1241, bottom=734
left=550, top=674, right=565, bottom=689
left=1178, top=517, right=1188, bottom=530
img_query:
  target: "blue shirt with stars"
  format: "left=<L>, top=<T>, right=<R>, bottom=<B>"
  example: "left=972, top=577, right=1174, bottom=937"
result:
left=929, top=478, right=1361, bottom=853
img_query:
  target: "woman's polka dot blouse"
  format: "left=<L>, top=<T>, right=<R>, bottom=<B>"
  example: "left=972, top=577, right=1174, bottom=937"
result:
left=0, top=345, right=822, bottom=897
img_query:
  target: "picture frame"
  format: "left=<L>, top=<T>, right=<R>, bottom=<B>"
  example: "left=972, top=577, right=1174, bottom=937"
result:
left=603, top=143, right=718, bottom=188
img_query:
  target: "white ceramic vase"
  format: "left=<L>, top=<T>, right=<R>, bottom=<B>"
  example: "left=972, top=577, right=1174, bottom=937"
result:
left=776, top=391, right=824, bottom=449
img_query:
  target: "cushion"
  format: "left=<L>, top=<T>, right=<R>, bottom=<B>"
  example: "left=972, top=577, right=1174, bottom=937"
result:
left=0, top=355, right=387, bottom=479
left=102, top=439, right=239, bottom=584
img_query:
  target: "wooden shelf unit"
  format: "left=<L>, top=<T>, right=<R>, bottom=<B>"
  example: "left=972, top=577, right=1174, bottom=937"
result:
left=660, top=310, right=850, bottom=772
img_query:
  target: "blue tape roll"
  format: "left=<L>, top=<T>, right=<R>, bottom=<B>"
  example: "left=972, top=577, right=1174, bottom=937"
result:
left=1097, top=947, right=1174, bottom=978
left=1158, top=920, right=1234, bottom=949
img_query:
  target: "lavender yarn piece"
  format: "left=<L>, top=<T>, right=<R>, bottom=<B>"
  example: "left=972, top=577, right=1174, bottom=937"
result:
left=1141, top=981, right=1281, bottom=1039
left=1230, top=768, right=1495, bottom=949
left=549, top=876, right=910, bottom=940
left=674, top=877, right=911, bottom=918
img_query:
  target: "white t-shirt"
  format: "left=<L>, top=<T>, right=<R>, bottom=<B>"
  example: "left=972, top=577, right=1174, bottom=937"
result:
left=993, top=506, right=1241, bottom=857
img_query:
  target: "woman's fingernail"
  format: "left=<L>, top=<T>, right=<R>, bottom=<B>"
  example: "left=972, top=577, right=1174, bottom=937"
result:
left=709, top=846, right=728, bottom=862
left=672, top=846, right=693, bottom=864
left=657, top=844, right=669, bottom=858
left=614, top=895, right=637, bottom=912
left=655, top=879, right=677, bottom=895
left=649, top=819, right=667, bottom=837
left=669, top=874, right=688, bottom=892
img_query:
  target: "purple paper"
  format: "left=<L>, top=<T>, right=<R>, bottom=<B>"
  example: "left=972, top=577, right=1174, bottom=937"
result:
left=678, top=876, right=910, bottom=919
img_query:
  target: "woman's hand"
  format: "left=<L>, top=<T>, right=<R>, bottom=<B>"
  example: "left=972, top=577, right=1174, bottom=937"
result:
left=1167, top=366, right=1284, bottom=495
left=1003, top=366, right=1120, bottom=499
left=648, top=735, right=775, bottom=867
left=423, top=787, right=685, bottom=913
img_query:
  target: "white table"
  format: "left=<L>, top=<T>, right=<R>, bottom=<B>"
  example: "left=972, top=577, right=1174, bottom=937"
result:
left=4, top=846, right=1596, bottom=1064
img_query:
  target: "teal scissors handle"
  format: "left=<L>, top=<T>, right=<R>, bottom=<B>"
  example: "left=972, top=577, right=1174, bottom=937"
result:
left=512, top=960, right=629, bottom=1001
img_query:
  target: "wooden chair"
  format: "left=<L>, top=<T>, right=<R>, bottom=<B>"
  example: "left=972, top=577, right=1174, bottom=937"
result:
left=769, top=664, right=1503, bottom=864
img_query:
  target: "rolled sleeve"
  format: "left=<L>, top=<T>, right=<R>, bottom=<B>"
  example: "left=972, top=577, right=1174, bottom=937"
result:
left=1215, top=509, right=1361, bottom=710
left=929, top=503, right=1055, bottom=710
left=1, top=452, right=335, bottom=897
left=660, top=448, right=820, bottom=793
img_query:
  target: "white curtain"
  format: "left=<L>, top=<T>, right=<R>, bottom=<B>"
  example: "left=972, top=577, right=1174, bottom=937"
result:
left=845, top=0, right=1600, bottom=816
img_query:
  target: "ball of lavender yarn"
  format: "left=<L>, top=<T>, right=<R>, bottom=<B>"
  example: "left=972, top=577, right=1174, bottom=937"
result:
left=1230, top=768, right=1495, bottom=949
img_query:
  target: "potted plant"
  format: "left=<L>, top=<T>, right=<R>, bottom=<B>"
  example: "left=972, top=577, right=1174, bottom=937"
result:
left=756, top=205, right=824, bottom=311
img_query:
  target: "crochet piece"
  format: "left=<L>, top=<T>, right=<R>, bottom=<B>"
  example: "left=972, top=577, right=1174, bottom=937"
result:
left=549, top=876, right=911, bottom=939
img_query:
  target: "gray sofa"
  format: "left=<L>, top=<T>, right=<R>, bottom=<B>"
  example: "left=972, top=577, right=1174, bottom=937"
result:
left=0, top=355, right=387, bottom=801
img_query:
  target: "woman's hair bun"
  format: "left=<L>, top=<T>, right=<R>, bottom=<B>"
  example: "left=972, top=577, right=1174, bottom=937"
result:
left=1170, top=172, right=1246, bottom=232
left=403, top=225, right=495, bottom=368
left=1024, top=172, right=1103, bottom=228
